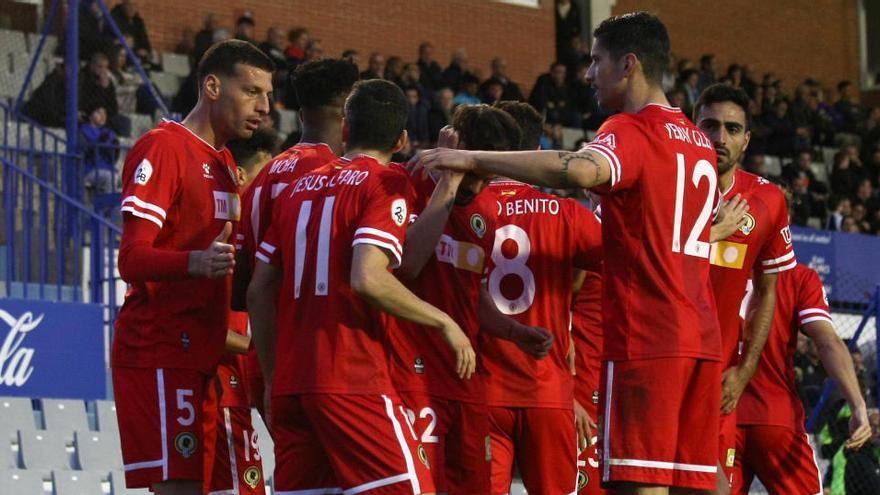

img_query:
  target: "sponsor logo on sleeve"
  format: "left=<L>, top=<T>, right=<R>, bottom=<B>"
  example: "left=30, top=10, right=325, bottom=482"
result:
left=391, top=198, right=407, bottom=227
left=592, top=132, right=617, bottom=150
left=133, top=159, right=153, bottom=185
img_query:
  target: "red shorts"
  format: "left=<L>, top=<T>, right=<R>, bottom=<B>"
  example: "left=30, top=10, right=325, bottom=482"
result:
left=732, top=425, right=822, bottom=495
left=272, top=393, right=435, bottom=494
left=599, top=358, right=720, bottom=491
left=399, top=392, right=491, bottom=495
left=203, top=379, right=266, bottom=495
left=489, top=406, right=578, bottom=495
left=112, top=367, right=210, bottom=488
left=718, top=410, right=737, bottom=486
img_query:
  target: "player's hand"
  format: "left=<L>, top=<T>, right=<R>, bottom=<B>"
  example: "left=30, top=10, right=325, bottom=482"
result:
left=510, top=324, right=554, bottom=359
left=439, top=318, right=477, bottom=380
left=436, top=125, right=460, bottom=150
left=188, top=222, right=236, bottom=278
left=712, top=194, right=750, bottom=242
left=567, top=337, right=576, bottom=375
left=410, top=147, right=477, bottom=179
left=574, top=399, right=596, bottom=452
left=845, top=405, right=873, bottom=450
left=720, top=364, right=753, bottom=414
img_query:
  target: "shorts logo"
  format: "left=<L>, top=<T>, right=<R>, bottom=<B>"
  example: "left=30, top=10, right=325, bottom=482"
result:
left=577, top=469, right=589, bottom=491
left=391, top=198, right=407, bottom=227
left=174, top=432, right=198, bottom=458
left=739, top=213, right=756, bottom=235
left=243, top=466, right=261, bottom=489
left=417, top=444, right=431, bottom=469
left=414, top=357, right=425, bottom=374
left=470, top=214, right=487, bottom=238
left=133, top=159, right=153, bottom=185
left=229, top=375, right=239, bottom=389
left=180, top=332, right=190, bottom=349
left=726, top=448, right=736, bottom=468
left=485, top=435, right=492, bottom=461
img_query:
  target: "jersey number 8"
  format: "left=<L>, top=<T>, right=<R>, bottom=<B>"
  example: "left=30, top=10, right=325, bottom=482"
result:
left=488, top=224, right=535, bottom=315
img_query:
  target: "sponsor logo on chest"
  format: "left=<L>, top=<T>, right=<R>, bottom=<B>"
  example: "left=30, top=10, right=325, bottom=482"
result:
left=213, top=191, right=241, bottom=221
left=435, top=234, right=485, bottom=274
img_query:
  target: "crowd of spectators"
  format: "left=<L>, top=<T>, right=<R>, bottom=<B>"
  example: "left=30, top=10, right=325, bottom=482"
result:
left=13, top=1, right=880, bottom=237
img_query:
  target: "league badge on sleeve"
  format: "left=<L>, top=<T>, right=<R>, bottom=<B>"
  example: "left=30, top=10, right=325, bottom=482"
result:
left=391, top=199, right=407, bottom=227
left=133, top=159, right=153, bottom=185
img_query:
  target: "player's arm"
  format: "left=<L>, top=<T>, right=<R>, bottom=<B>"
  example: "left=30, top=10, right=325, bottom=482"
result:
left=230, top=249, right=252, bottom=311
left=721, top=271, right=777, bottom=414
left=802, top=320, right=872, bottom=449
left=225, top=330, right=250, bottom=354
left=477, top=286, right=553, bottom=359
left=246, top=261, right=281, bottom=413
left=414, top=148, right=611, bottom=190
left=397, top=171, right=463, bottom=280
left=351, top=244, right=476, bottom=379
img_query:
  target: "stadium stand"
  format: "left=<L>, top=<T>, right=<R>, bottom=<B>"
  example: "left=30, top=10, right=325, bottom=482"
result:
left=17, top=430, right=71, bottom=472
left=52, top=469, right=105, bottom=495
left=74, top=430, right=122, bottom=472
left=0, top=468, right=44, bottom=494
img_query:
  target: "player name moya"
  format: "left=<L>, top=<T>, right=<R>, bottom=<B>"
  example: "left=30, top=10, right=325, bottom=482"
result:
left=0, top=310, right=41, bottom=387
left=291, top=169, right=371, bottom=195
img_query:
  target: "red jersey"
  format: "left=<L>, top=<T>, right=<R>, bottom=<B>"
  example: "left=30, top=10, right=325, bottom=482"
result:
left=257, top=155, right=414, bottom=396
left=737, top=264, right=831, bottom=430
left=213, top=311, right=251, bottom=408
left=236, top=143, right=336, bottom=258
left=583, top=104, right=721, bottom=361
left=386, top=172, right=496, bottom=404
left=572, top=271, right=603, bottom=415
left=480, top=181, right=602, bottom=408
left=709, top=169, right=795, bottom=367
left=114, top=120, right=240, bottom=372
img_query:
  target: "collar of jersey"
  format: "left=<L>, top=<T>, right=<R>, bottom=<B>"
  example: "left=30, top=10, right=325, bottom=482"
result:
left=163, top=119, right=225, bottom=152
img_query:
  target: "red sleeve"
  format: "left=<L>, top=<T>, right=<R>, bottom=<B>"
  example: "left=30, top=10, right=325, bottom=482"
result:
left=581, top=115, right=646, bottom=192
left=351, top=171, right=414, bottom=268
left=255, top=213, right=282, bottom=266
left=117, top=215, right=190, bottom=282
left=119, top=132, right=180, bottom=229
left=569, top=200, right=603, bottom=272
left=797, top=268, right=832, bottom=327
left=759, top=187, right=796, bottom=274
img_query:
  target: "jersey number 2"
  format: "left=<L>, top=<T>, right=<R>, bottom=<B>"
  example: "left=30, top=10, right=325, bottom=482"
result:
left=672, top=153, right=716, bottom=259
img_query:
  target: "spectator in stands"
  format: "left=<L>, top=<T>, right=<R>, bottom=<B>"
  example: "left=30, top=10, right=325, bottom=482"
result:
left=795, top=336, right=827, bottom=415
left=443, top=48, right=471, bottom=93
left=697, top=53, right=717, bottom=90
left=404, top=85, right=430, bottom=150
left=259, top=26, right=287, bottom=68
left=174, top=26, right=194, bottom=56
left=862, top=107, right=880, bottom=156
left=453, top=73, right=481, bottom=106
left=744, top=153, right=768, bottom=177
left=827, top=196, right=852, bottom=231
left=22, top=62, right=66, bottom=128
left=555, top=0, right=581, bottom=63
left=558, top=34, right=589, bottom=78
left=763, top=99, right=796, bottom=157
left=227, top=127, right=280, bottom=185
left=107, top=44, right=140, bottom=115
left=868, top=145, right=880, bottom=187
left=529, top=61, right=579, bottom=127
left=482, top=79, right=505, bottom=105
left=481, top=56, right=524, bottom=102
left=234, top=14, right=257, bottom=45
left=854, top=178, right=880, bottom=219
left=835, top=80, right=864, bottom=134
left=80, top=51, right=128, bottom=134
left=285, top=27, right=309, bottom=67
left=726, top=64, right=744, bottom=89
left=78, top=0, right=113, bottom=62
left=428, top=87, right=455, bottom=142
left=831, top=150, right=859, bottom=197
left=110, top=0, right=152, bottom=63
left=401, top=63, right=424, bottom=95
left=79, top=104, right=119, bottom=196
left=789, top=171, right=817, bottom=226
left=845, top=143, right=870, bottom=184
left=851, top=203, right=872, bottom=233
left=361, top=52, right=385, bottom=80
left=193, top=14, right=218, bottom=63
left=417, top=42, right=445, bottom=91
left=304, top=39, right=324, bottom=62
left=569, top=62, right=601, bottom=130
left=384, top=56, right=405, bottom=86
left=342, top=49, right=360, bottom=69
left=679, top=69, right=701, bottom=112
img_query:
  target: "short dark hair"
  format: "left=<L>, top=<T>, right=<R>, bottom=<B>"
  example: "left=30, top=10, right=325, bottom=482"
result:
left=693, top=83, right=752, bottom=130
left=592, top=12, right=670, bottom=85
left=227, top=127, right=279, bottom=167
left=344, top=79, right=408, bottom=151
left=197, top=39, right=276, bottom=87
left=838, top=80, right=852, bottom=92
left=453, top=104, right=521, bottom=152
left=236, top=15, right=255, bottom=27
left=291, top=59, right=359, bottom=109
left=494, top=101, right=543, bottom=150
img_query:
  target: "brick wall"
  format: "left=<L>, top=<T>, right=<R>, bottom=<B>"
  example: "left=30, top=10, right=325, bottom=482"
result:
left=612, top=0, right=861, bottom=96
left=133, top=0, right=556, bottom=94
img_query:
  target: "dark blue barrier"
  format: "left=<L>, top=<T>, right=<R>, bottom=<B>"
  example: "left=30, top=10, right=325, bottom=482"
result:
left=792, top=226, right=880, bottom=306
left=0, top=298, right=105, bottom=400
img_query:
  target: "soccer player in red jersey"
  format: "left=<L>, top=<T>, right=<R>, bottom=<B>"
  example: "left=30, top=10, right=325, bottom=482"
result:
left=248, top=80, right=475, bottom=494
left=415, top=13, right=723, bottom=494
left=388, top=105, right=553, bottom=495
left=733, top=263, right=872, bottom=494
left=693, top=84, right=796, bottom=491
left=112, top=40, right=274, bottom=495
left=231, top=59, right=359, bottom=418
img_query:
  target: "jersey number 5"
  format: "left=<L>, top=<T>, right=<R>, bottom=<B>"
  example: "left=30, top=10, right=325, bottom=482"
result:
left=672, top=153, right=716, bottom=259
left=488, top=224, right=536, bottom=315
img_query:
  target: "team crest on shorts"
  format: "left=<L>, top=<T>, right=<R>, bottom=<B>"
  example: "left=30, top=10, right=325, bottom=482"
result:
left=174, top=432, right=198, bottom=458
left=577, top=469, right=589, bottom=491
left=417, top=444, right=431, bottom=469
left=470, top=214, right=487, bottom=238
left=229, top=375, right=239, bottom=389
left=739, top=213, right=756, bottom=235
left=414, top=357, right=425, bottom=374
left=243, top=466, right=262, bottom=489
left=726, top=448, right=736, bottom=467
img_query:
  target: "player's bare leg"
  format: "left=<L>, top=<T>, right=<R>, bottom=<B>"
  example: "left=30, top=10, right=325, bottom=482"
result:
left=706, top=461, right=731, bottom=495
left=152, top=480, right=201, bottom=495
